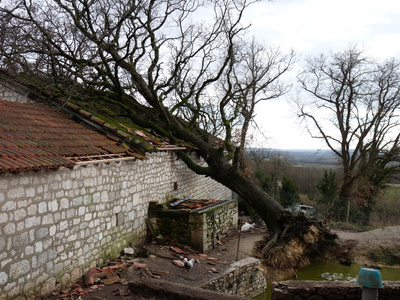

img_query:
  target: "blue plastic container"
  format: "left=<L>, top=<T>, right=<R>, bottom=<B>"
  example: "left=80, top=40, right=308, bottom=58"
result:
left=356, top=267, right=384, bottom=289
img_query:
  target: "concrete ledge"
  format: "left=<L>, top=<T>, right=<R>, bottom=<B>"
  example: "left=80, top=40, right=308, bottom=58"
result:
left=128, top=278, right=248, bottom=300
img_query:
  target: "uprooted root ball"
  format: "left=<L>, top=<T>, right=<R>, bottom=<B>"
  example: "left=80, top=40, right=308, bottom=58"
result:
left=254, top=215, right=338, bottom=281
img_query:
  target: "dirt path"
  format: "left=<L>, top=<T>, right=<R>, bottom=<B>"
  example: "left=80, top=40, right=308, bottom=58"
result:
left=334, top=226, right=400, bottom=245
left=332, top=226, right=400, bottom=267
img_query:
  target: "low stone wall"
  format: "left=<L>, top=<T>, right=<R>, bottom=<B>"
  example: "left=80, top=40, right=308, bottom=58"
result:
left=199, top=200, right=238, bottom=251
left=272, top=280, right=400, bottom=299
left=0, top=152, right=232, bottom=299
left=201, top=257, right=266, bottom=298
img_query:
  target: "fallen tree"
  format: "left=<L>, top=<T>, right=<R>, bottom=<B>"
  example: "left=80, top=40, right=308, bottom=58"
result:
left=0, top=0, right=336, bottom=260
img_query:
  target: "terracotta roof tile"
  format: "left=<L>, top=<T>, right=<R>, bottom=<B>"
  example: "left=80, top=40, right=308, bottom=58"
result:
left=0, top=99, right=139, bottom=173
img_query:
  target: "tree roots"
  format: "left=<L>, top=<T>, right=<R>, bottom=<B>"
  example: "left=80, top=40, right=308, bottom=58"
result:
left=256, top=215, right=338, bottom=281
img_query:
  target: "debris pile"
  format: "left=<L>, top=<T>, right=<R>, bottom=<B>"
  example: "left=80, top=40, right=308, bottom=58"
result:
left=53, top=240, right=235, bottom=299
left=54, top=260, right=169, bottom=298
left=167, top=197, right=219, bottom=210
left=167, top=245, right=224, bottom=274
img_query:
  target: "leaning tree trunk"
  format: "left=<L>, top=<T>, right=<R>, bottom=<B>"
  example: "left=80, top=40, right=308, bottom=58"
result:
left=200, top=149, right=338, bottom=279
left=172, top=119, right=338, bottom=280
left=218, top=169, right=287, bottom=234
left=208, top=158, right=338, bottom=280
left=200, top=149, right=287, bottom=236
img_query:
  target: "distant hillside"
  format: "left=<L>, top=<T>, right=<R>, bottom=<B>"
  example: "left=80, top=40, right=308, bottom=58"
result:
left=283, top=149, right=341, bottom=166
left=249, top=148, right=341, bottom=166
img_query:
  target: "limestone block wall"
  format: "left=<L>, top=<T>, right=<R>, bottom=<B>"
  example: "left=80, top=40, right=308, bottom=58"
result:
left=192, top=200, right=239, bottom=252
left=0, top=151, right=232, bottom=299
left=0, top=80, right=32, bottom=103
left=201, top=257, right=267, bottom=298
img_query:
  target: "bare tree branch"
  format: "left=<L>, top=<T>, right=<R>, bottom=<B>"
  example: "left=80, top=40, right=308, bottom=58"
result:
left=297, top=46, right=400, bottom=202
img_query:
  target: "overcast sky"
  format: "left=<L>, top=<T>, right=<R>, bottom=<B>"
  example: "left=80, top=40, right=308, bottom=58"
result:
left=242, top=0, right=400, bottom=149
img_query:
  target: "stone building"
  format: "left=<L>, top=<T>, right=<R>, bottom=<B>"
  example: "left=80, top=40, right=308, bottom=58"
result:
left=0, top=74, right=233, bottom=298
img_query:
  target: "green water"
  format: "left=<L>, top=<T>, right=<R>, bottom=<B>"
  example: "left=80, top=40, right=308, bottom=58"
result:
left=288, top=261, right=400, bottom=281
left=253, top=261, right=400, bottom=299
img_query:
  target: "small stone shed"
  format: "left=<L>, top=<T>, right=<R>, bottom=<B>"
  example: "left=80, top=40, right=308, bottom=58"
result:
left=148, top=199, right=238, bottom=252
left=0, top=74, right=233, bottom=298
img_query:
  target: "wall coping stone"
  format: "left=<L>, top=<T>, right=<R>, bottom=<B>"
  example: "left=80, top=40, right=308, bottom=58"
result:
left=201, top=257, right=266, bottom=298
left=272, top=280, right=400, bottom=299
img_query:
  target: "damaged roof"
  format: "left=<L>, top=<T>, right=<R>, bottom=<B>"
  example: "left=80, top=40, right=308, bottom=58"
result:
left=0, top=99, right=145, bottom=173
left=57, top=96, right=191, bottom=152
left=0, top=68, right=196, bottom=174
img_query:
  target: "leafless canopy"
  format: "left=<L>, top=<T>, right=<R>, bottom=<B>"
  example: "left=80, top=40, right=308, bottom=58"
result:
left=0, top=0, right=294, bottom=173
left=0, top=0, right=296, bottom=233
left=297, top=46, right=400, bottom=197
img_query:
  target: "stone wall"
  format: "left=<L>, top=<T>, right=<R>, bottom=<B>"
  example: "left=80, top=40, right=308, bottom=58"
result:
left=201, top=257, right=267, bottom=298
left=271, top=280, right=400, bottom=299
left=0, top=151, right=232, bottom=299
left=192, top=200, right=238, bottom=251
left=0, top=80, right=32, bottom=103
left=149, top=200, right=238, bottom=252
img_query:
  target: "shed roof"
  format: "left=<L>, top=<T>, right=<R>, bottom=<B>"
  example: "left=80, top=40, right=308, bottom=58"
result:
left=0, top=98, right=142, bottom=173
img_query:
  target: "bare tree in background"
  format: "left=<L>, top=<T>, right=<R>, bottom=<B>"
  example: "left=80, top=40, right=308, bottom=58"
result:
left=247, top=148, right=291, bottom=199
left=298, top=46, right=400, bottom=222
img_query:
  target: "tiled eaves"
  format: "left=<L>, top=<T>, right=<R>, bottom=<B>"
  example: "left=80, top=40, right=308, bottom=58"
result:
left=0, top=99, right=142, bottom=174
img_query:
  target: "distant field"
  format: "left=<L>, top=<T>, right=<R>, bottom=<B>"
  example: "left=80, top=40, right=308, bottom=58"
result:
left=292, top=162, right=341, bottom=169
left=253, top=148, right=342, bottom=166
left=251, top=148, right=400, bottom=227
left=370, top=184, right=400, bottom=227
left=288, top=152, right=341, bottom=166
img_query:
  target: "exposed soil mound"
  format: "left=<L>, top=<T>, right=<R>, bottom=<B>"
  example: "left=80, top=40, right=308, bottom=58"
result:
left=333, top=226, right=400, bottom=267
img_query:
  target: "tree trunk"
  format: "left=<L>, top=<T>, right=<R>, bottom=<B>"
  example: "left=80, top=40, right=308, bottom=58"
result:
left=216, top=167, right=286, bottom=235
left=173, top=123, right=287, bottom=236
left=340, top=177, right=354, bottom=222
